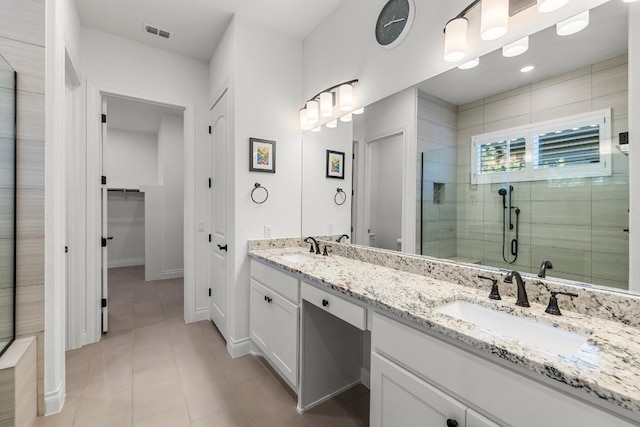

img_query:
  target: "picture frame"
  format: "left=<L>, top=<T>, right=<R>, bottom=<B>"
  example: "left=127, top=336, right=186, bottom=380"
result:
left=250, top=138, right=276, bottom=173
left=326, top=150, right=345, bottom=179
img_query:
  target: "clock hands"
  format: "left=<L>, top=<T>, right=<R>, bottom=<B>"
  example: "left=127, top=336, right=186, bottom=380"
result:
left=383, top=16, right=406, bottom=28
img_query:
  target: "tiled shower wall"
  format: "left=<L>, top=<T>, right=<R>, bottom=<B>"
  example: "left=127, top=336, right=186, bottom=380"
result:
left=456, top=54, right=629, bottom=289
left=417, top=92, right=458, bottom=259
left=0, top=0, right=46, bottom=414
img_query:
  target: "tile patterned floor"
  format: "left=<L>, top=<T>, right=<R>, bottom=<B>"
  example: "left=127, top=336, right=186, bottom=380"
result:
left=35, top=266, right=369, bottom=427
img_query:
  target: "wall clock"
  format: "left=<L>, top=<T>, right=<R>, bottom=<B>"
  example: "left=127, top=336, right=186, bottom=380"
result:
left=375, top=0, right=415, bottom=49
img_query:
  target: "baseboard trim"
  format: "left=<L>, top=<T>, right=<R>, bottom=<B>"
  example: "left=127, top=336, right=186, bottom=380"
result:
left=107, top=258, right=144, bottom=269
left=161, top=269, right=184, bottom=279
left=44, top=382, right=65, bottom=415
left=228, top=336, right=251, bottom=358
left=361, top=366, right=370, bottom=389
left=297, top=379, right=361, bottom=414
left=193, top=307, right=209, bottom=323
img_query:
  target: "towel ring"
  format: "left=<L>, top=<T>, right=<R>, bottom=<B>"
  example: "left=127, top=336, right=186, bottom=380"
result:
left=251, top=183, right=269, bottom=204
left=334, top=188, right=346, bottom=206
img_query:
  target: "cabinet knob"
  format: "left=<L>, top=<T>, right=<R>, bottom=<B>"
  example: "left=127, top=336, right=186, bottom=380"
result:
left=446, top=419, right=458, bottom=427
left=322, top=299, right=329, bottom=307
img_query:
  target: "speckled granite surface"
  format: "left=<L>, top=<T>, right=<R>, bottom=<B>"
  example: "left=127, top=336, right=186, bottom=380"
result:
left=248, top=244, right=640, bottom=417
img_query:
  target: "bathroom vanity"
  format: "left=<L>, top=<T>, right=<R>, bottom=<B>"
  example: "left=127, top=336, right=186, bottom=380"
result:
left=248, top=241, right=640, bottom=427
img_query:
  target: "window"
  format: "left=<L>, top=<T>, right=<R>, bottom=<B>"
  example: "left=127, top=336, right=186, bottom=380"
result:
left=471, top=109, right=611, bottom=184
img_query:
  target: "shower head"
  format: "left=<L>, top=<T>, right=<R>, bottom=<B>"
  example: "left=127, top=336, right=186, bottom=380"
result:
left=498, top=188, right=507, bottom=209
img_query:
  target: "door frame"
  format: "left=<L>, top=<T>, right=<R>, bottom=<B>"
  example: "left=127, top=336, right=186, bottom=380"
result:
left=85, top=81, right=197, bottom=344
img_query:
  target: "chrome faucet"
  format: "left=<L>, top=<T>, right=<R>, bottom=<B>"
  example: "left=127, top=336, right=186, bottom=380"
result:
left=337, top=234, right=349, bottom=243
left=538, top=260, right=553, bottom=278
left=504, top=270, right=530, bottom=307
left=303, top=237, right=320, bottom=254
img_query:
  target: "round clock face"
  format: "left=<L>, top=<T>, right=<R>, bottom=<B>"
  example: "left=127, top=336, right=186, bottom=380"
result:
left=375, top=0, right=415, bottom=48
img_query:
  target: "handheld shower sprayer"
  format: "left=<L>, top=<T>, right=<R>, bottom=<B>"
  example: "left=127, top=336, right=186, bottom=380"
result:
left=498, top=188, right=507, bottom=209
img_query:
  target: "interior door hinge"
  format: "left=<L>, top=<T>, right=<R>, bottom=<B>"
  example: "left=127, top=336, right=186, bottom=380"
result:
left=65, top=246, right=68, bottom=253
left=208, top=178, right=212, bottom=188
left=101, top=176, right=107, bottom=185
left=101, top=114, right=107, bottom=123
left=208, top=288, right=212, bottom=297
left=101, top=237, right=107, bottom=247
left=208, top=126, right=212, bottom=134
left=352, top=153, right=355, bottom=160
left=208, top=234, right=212, bottom=243
left=101, top=298, right=107, bottom=308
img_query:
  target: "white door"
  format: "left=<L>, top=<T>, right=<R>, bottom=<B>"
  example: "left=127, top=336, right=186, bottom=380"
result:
left=100, top=98, right=109, bottom=332
left=210, top=90, right=229, bottom=337
left=371, top=353, right=467, bottom=427
left=366, top=134, right=403, bottom=251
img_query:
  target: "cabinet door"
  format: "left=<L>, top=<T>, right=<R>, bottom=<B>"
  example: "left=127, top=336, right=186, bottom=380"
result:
left=250, top=279, right=270, bottom=353
left=371, top=353, right=466, bottom=427
left=269, top=291, right=299, bottom=387
left=467, top=409, right=501, bottom=427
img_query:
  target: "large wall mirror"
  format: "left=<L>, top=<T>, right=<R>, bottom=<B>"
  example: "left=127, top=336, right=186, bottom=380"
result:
left=302, top=0, right=632, bottom=292
left=0, top=52, right=16, bottom=357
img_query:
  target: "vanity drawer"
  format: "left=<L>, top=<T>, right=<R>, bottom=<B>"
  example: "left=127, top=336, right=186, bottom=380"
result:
left=301, top=282, right=366, bottom=330
left=251, top=260, right=299, bottom=304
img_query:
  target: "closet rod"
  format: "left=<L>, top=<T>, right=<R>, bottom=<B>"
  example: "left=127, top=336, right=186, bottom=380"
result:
left=107, top=188, right=141, bottom=192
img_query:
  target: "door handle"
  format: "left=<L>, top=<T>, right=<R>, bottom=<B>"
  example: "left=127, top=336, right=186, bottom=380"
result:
left=217, top=244, right=228, bottom=251
left=107, top=236, right=114, bottom=240
left=322, top=299, right=329, bottom=307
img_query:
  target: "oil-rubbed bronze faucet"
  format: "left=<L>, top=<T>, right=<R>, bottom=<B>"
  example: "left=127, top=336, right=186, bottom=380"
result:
left=303, top=237, right=320, bottom=254
left=545, top=291, right=578, bottom=315
left=504, top=270, right=529, bottom=307
left=337, top=234, right=350, bottom=243
left=538, top=260, right=553, bottom=278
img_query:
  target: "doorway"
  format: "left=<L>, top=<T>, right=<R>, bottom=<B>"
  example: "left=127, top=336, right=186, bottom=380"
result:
left=100, top=96, right=185, bottom=333
left=365, top=133, right=404, bottom=251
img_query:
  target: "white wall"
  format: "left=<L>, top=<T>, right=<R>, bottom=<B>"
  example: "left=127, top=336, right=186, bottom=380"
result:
left=360, top=87, right=417, bottom=253
left=209, top=17, right=303, bottom=352
left=303, top=0, right=610, bottom=110
left=302, top=123, right=353, bottom=237
left=157, top=114, right=184, bottom=275
left=80, top=27, right=209, bottom=320
left=105, top=129, right=158, bottom=189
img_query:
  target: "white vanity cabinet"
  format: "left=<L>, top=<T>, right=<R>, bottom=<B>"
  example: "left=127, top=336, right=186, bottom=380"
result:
left=371, top=312, right=637, bottom=427
left=249, top=260, right=300, bottom=388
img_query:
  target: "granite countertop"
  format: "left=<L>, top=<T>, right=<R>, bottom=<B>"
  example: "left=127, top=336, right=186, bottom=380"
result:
left=249, top=246, right=640, bottom=417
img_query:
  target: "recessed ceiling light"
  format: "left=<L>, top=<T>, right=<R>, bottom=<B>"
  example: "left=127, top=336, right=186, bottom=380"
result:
left=557, top=11, right=589, bottom=36
left=458, top=58, right=480, bottom=70
left=502, top=36, right=529, bottom=58
left=520, top=65, right=535, bottom=73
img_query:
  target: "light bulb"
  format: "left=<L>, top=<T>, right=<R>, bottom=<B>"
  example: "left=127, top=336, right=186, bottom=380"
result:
left=339, top=113, right=352, bottom=123
left=326, top=119, right=338, bottom=128
left=457, top=58, right=479, bottom=70
left=338, top=84, right=353, bottom=112
left=353, top=107, right=365, bottom=115
left=556, top=10, right=589, bottom=36
left=444, top=18, right=468, bottom=62
left=520, top=65, right=535, bottom=73
left=502, top=36, right=529, bottom=57
left=320, top=92, right=333, bottom=117
left=481, top=0, right=509, bottom=41
left=537, top=0, right=570, bottom=13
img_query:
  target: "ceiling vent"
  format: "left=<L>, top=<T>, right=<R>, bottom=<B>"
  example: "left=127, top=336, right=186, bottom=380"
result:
left=143, top=24, right=172, bottom=40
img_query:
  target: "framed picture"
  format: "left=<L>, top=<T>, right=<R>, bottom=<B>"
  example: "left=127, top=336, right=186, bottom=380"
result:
left=250, top=138, right=276, bottom=173
left=326, top=150, right=345, bottom=179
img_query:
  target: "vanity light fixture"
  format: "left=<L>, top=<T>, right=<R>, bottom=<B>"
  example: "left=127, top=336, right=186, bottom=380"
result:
left=520, top=65, right=535, bottom=72
left=537, top=0, right=570, bottom=13
left=502, top=36, right=529, bottom=57
left=556, top=10, right=589, bottom=36
left=320, top=92, right=333, bottom=117
left=353, top=107, right=365, bottom=115
left=458, top=57, right=480, bottom=69
left=481, top=0, right=509, bottom=41
left=444, top=17, right=469, bottom=62
left=339, top=113, right=353, bottom=123
left=326, top=119, right=338, bottom=128
left=299, top=79, right=358, bottom=131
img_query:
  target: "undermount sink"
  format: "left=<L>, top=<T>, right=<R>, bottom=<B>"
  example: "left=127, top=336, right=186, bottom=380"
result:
left=279, top=252, right=315, bottom=264
left=436, top=300, right=590, bottom=359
